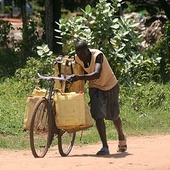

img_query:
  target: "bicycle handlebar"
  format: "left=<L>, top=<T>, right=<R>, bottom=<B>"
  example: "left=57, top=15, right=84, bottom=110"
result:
left=38, top=73, right=66, bottom=81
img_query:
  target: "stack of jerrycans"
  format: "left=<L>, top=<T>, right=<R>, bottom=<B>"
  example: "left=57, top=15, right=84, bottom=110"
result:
left=54, top=56, right=93, bottom=132
left=23, top=87, right=46, bottom=131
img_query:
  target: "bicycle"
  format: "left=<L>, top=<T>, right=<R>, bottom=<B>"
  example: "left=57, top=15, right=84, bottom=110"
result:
left=30, top=73, right=76, bottom=158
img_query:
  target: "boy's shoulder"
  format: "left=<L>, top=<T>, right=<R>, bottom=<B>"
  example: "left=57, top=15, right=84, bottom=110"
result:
left=90, top=49, right=103, bottom=56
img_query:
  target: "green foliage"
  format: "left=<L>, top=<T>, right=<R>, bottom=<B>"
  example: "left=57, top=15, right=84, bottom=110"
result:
left=15, top=44, right=56, bottom=90
left=124, top=0, right=170, bottom=20
left=153, top=21, right=170, bottom=83
left=0, top=78, right=29, bottom=135
left=0, top=20, right=18, bottom=77
left=0, top=20, right=14, bottom=48
left=0, top=79, right=170, bottom=149
left=0, top=49, right=17, bottom=78
left=123, top=82, right=166, bottom=110
left=56, top=0, right=158, bottom=84
left=124, top=1, right=155, bottom=16
left=37, top=44, right=53, bottom=58
left=16, top=16, right=43, bottom=66
left=120, top=81, right=170, bottom=134
left=0, top=45, right=55, bottom=137
left=130, top=48, right=161, bottom=82
left=0, top=17, right=43, bottom=77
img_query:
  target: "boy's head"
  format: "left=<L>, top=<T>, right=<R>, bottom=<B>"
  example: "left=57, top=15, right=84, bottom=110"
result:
left=75, top=41, right=88, bottom=51
left=75, top=41, right=89, bottom=63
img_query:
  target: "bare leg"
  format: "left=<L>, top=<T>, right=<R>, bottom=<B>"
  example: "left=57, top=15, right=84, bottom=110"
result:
left=113, top=117, right=125, bottom=140
left=96, top=118, right=108, bottom=149
left=114, top=117, right=127, bottom=152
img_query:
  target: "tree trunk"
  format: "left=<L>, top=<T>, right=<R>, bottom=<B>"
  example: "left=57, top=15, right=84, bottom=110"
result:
left=21, top=0, right=27, bottom=28
left=45, top=0, right=62, bottom=54
left=45, top=0, right=53, bottom=50
left=20, top=0, right=27, bottom=65
left=53, top=0, right=62, bottom=53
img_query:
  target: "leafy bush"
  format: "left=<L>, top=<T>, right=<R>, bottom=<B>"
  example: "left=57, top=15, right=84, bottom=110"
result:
left=120, top=81, right=170, bottom=134
left=123, top=82, right=166, bottom=110
left=15, top=44, right=56, bottom=90
left=16, top=16, right=43, bottom=66
left=0, top=78, right=170, bottom=142
left=0, top=20, right=17, bottom=77
left=0, top=45, right=56, bottom=136
left=56, top=0, right=159, bottom=84
left=0, top=20, right=15, bottom=49
left=0, top=49, right=18, bottom=77
left=153, top=20, right=170, bottom=83
left=0, top=17, right=43, bottom=77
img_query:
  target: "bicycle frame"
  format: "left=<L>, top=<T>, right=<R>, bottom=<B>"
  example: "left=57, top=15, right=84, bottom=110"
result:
left=30, top=73, right=76, bottom=158
left=38, top=72, right=65, bottom=106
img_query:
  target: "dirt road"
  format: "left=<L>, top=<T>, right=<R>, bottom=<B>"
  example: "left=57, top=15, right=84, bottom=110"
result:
left=0, top=135, right=170, bottom=170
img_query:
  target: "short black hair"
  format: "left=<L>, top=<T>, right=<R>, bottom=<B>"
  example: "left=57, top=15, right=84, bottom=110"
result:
left=75, top=41, right=88, bottom=51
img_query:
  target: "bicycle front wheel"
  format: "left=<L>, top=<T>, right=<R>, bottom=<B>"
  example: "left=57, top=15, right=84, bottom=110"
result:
left=58, top=130, right=76, bottom=157
left=30, top=97, right=53, bottom=158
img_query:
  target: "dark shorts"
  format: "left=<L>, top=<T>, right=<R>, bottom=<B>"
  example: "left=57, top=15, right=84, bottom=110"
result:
left=89, top=84, right=120, bottom=121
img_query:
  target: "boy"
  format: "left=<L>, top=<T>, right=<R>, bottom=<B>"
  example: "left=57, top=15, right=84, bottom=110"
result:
left=67, top=41, right=127, bottom=155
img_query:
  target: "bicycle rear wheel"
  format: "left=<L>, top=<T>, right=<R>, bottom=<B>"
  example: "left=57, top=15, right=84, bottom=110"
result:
left=58, top=130, right=76, bottom=157
left=30, top=97, right=53, bottom=158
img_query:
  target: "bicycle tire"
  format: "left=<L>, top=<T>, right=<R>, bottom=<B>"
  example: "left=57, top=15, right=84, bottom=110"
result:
left=58, top=130, right=76, bottom=157
left=30, top=97, right=53, bottom=158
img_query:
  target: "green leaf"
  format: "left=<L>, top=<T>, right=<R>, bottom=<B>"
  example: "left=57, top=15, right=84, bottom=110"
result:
left=156, top=57, right=161, bottom=61
left=37, top=50, right=43, bottom=56
left=103, top=7, right=110, bottom=14
left=85, top=5, right=91, bottom=13
left=56, top=42, right=63, bottom=45
left=55, top=36, right=62, bottom=39
left=55, top=21, right=60, bottom=26
left=43, top=45, right=50, bottom=53
left=112, top=18, right=119, bottom=23
left=89, top=20, right=95, bottom=25
left=54, top=29, right=61, bottom=33
left=123, top=39, right=129, bottom=42
left=117, top=46, right=125, bottom=52
left=74, top=34, right=79, bottom=38
left=47, top=51, right=53, bottom=56
left=117, top=3, right=121, bottom=7
left=130, top=23, right=139, bottom=28
left=111, top=24, right=119, bottom=29
left=123, top=31, right=130, bottom=36
left=36, top=46, right=42, bottom=50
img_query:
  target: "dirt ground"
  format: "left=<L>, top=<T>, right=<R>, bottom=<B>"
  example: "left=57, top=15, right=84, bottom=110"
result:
left=0, top=134, right=170, bottom=170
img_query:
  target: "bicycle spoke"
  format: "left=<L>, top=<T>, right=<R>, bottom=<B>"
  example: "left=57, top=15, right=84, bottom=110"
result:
left=30, top=98, right=53, bottom=158
left=58, top=130, right=76, bottom=156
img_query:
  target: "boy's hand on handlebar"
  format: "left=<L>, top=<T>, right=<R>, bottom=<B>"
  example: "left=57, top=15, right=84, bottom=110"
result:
left=66, top=74, right=78, bottom=83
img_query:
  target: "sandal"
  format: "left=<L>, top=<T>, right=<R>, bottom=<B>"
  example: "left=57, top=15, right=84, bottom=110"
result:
left=117, top=138, right=127, bottom=152
left=96, top=147, right=110, bottom=155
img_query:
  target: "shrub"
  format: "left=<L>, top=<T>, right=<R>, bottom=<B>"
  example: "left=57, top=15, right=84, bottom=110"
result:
left=56, top=0, right=159, bottom=85
left=15, top=44, right=56, bottom=89
left=153, top=21, right=170, bottom=83
left=0, top=16, right=43, bottom=77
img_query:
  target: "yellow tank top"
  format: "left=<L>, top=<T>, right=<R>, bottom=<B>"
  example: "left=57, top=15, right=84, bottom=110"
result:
left=75, top=49, right=117, bottom=91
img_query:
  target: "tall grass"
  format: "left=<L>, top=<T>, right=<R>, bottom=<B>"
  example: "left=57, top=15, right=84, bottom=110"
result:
left=120, top=82, right=170, bottom=135
left=0, top=78, right=170, bottom=150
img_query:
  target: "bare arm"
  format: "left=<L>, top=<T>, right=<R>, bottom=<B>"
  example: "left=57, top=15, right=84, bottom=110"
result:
left=67, top=54, right=103, bottom=82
